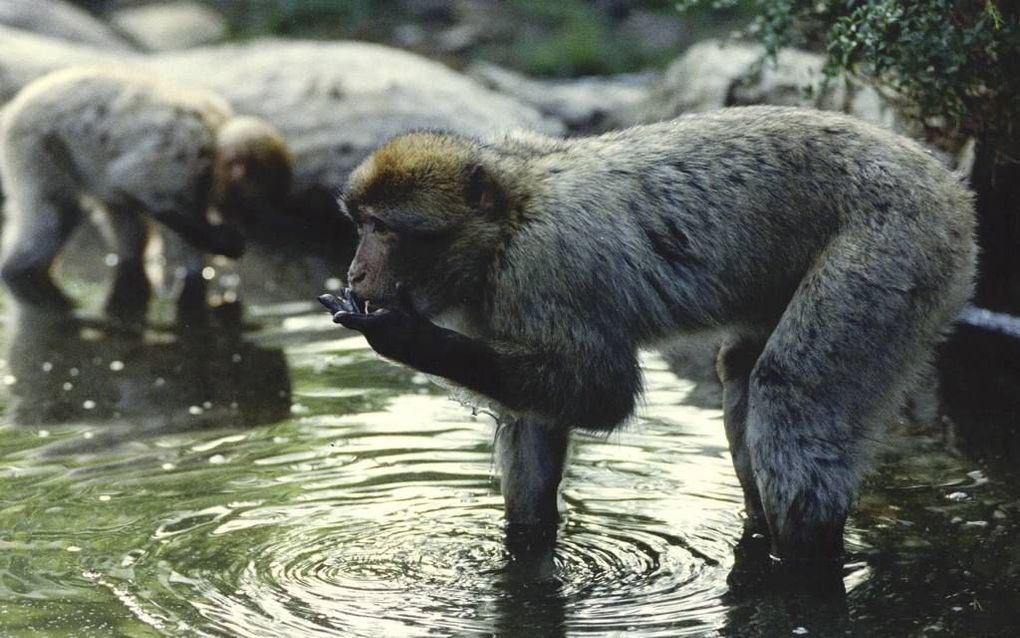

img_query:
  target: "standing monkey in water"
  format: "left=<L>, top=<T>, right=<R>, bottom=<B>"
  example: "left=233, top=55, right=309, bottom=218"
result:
left=320, top=106, right=977, bottom=563
left=0, top=67, right=293, bottom=322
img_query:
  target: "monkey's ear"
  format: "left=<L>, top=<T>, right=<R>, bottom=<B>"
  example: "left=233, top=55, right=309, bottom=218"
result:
left=465, top=163, right=504, bottom=217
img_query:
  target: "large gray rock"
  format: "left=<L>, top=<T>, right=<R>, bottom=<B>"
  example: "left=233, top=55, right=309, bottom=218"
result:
left=617, top=39, right=907, bottom=134
left=468, top=61, right=657, bottom=132
left=0, top=0, right=135, bottom=51
left=111, top=1, right=227, bottom=51
left=149, top=40, right=563, bottom=193
left=0, top=26, right=140, bottom=103
left=0, top=30, right=561, bottom=196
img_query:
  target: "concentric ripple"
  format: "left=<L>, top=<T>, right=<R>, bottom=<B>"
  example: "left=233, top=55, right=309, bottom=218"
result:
left=81, top=344, right=747, bottom=637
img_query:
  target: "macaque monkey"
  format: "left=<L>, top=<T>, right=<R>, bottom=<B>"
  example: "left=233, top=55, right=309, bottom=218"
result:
left=0, top=67, right=293, bottom=322
left=320, top=106, right=977, bottom=563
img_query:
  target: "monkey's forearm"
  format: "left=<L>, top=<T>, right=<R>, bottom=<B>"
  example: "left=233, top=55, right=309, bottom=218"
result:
left=368, top=320, right=507, bottom=401
left=152, top=211, right=245, bottom=259
left=366, top=319, right=638, bottom=432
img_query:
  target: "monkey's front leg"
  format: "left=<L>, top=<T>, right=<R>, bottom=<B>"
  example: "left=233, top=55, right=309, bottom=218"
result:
left=497, top=418, right=569, bottom=526
left=499, top=418, right=568, bottom=557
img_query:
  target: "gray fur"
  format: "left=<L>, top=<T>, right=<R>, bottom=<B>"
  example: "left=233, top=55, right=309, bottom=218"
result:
left=345, top=106, right=978, bottom=560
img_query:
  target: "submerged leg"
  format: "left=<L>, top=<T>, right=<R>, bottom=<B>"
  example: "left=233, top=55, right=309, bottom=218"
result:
left=746, top=226, right=972, bottom=562
left=497, top=418, right=569, bottom=555
left=103, top=208, right=151, bottom=322
left=0, top=196, right=81, bottom=313
left=175, top=242, right=209, bottom=327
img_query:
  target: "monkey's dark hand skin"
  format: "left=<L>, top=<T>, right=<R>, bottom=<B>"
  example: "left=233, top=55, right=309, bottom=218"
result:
left=318, top=291, right=505, bottom=400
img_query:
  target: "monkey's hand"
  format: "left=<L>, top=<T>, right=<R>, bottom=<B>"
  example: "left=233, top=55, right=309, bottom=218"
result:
left=318, top=290, right=426, bottom=363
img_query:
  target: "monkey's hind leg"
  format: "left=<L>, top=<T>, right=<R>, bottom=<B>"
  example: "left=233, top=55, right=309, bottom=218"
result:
left=745, top=229, right=964, bottom=563
left=102, top=208, right=152, bottom=323
left=0, top=194, right=81, bottom=314
left=497, top=418, right=569, bottom=554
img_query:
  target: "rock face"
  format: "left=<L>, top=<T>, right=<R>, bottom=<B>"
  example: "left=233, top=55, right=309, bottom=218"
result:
left=0, top=26, right=141, bottom=104
left=110, top=1, right=227, bottom=51
left=616, top=39, right=908, bottom=135
left=0, top=0, right=135, bottom=51
left=0, top=30, right=560, bottom=200
left=149, top=40, right=563, bottom=194
left=468, top=61, right=657, bottom=132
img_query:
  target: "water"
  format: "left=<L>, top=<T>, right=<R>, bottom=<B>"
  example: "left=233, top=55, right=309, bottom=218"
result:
left=0, top=301, right=1018, bottom=637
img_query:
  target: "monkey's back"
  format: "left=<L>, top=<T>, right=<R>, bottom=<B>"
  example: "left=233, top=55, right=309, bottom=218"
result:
left=0, top=67, right=233, bottom=213
left=499, top=106, right=976, bottom=336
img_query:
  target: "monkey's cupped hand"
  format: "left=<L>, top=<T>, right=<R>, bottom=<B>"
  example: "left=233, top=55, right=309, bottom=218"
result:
left=317, top=290, right=423, bottom=362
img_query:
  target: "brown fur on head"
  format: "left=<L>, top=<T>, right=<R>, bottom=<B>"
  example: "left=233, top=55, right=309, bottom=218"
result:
left=344, top=132, right=511, bottom=316
left=212, top=115, right=294, bottom=220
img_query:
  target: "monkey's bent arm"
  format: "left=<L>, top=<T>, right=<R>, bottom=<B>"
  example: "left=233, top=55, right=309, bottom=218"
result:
left=359, top=315, right=640, bottom=432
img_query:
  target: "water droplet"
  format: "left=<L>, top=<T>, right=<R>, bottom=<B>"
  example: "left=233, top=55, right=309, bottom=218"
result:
left=104, top=253, right=119, bottom=267
left=188, top=406, right=204, bottom=415
left=231, top=353, right=243, bottom=363
left=3, top=375, right=17, bottom=386
left=83, top=400, right=97, bottom=410
left=99, top=495, right=111, bottom=502
left=202, top=401, right=212, bottom=410
left=946, top=491, right=968, bottom=501
left=109, top=360, right=125, bottom=371
left=161, top=463, right=176, bottom=471
left=209, top=454, right=226, bottom=464
left=325, top=277, right=343, bottom=291
left=66, top=546, right=81, bottom=553
left=154, top=377, right=166, bottom=387
left=793, top=628, right=809, bottom=635
left=83, top=431, right=93, bottom=439
left=202, top=266, right=216, bottom=281
left=69, top=367, right=80, bottom=377
left=41, top=361, right=53, bottom=372
left=62, top=382, right=73, bottom=391
left=38, top=430, right=50, bottom=438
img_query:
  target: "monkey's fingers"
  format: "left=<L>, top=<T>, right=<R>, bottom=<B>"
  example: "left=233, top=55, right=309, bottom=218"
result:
left=332, top=310, right=383, bottom=331
left=318, top=294, right=348, bottom=314
left=343, top=288, right=365, bottom=314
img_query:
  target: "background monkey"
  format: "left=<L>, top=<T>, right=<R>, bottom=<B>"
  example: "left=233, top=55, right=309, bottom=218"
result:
left=321, top=106, right=977, bottom=563
left=0, top=67, right=293, bottom=322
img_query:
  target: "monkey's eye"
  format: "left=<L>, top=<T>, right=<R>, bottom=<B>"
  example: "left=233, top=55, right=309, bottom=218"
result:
left=366, top=216, right=393, bottom=236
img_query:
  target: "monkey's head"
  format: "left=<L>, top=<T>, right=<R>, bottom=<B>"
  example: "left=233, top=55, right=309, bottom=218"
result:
left=343, top=132, right=512, bottom=316
left=212, top=116, right=294, bottom=223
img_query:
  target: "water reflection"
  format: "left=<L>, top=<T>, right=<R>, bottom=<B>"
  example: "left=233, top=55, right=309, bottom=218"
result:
left=2, top=303, right=291, bottom=432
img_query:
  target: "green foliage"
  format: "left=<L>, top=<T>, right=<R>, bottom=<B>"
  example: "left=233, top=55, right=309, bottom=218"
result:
left=679, top=1, right=1020, bottom=142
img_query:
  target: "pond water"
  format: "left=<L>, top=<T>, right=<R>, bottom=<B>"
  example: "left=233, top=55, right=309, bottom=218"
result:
left=0, top=298, right=1018, bottom=637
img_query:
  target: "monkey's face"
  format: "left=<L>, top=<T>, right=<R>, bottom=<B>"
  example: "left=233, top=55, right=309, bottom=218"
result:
left=213, top=144, right=294, bottom=224
left=344, top=203, right=457, bottom=314
left=344, top=186, right=504, bottom=318
left=344, top=134, right=510, bottom=316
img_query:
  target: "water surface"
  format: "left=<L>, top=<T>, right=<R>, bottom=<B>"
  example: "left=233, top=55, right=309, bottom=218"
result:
left=0, top=301, right=1017, bottom=637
